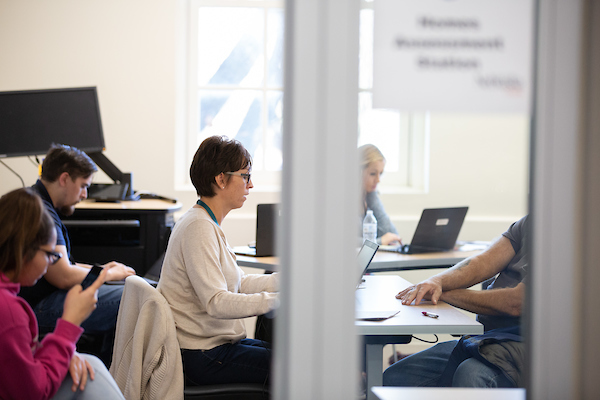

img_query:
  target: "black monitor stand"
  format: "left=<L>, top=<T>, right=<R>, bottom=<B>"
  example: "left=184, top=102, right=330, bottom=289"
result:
left=87, top=152, right=136, bottom=201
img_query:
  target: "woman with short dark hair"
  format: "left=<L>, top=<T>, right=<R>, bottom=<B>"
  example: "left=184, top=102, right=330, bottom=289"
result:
left=158, top=135, right=279, bottom=387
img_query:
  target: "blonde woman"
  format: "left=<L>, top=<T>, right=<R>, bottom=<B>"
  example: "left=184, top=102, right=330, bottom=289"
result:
left=359, top=144, right=402, bottom=245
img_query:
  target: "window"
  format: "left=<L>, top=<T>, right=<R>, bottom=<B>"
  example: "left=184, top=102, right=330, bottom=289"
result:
left=358, top=2, right=429, bottom=193
left=178, top=0, right=428, bottom=193
left=177, top=0, right=284, bottom=190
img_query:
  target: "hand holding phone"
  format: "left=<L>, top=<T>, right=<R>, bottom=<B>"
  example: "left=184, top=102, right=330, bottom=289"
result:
left=61, top=266, right=108, bottom=327
left=81, top=265, right=104, bottom=289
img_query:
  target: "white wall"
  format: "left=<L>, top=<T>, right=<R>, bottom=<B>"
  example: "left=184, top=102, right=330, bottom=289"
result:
left=0, top=0, right=528, bottom=246
left=0, top=0, right=180, bottom=204
left=383, top=112, right=529, bottom=242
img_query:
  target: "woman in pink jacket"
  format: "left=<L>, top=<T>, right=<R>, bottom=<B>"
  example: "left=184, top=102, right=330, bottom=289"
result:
left=0, top=188, right=124, bottom=400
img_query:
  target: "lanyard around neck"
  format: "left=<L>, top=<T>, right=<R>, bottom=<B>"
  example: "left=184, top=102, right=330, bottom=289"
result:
left=196, top=199, right=219, bottom=226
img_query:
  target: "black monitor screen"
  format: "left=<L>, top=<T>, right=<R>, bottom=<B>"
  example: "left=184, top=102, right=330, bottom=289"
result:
left=0, top=87, right=105, bottom=158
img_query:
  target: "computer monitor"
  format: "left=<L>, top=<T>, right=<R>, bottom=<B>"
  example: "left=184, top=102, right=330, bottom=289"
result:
left=0, top=87, right=105, bottom=158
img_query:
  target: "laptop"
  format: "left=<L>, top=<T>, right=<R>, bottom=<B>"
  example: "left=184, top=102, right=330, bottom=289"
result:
left=88, top=183, right=129, bottom=202
left=356, top=240, right=379, bottom=288
left=355, top=240, right=401, bottom=320
left=234, top=204, right=281, bottom=257
left=380, top=207, right=469, bottom=254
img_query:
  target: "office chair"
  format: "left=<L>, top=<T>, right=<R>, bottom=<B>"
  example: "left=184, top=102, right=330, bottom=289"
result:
left=110, top=275, right=269, bottom=400
left=183, top=384, right=269, bottom=400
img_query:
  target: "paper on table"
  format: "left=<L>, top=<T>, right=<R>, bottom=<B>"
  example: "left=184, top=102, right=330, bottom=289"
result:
left=456, top=241, right=490, bottom=251
left=356, top=310, right=401, bottom=321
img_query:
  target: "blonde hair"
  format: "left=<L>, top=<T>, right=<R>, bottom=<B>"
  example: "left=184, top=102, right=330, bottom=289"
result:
left=359, top=144, right=385, bottom=169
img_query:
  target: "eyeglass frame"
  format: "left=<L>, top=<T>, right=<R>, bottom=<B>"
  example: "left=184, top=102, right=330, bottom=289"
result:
left=39, top=249, right=63, bottom=265
left=225, top=171, right=252, bottom=184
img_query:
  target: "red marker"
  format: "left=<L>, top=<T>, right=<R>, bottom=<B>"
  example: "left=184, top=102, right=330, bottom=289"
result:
left=422, top=311, right=439, bottom=319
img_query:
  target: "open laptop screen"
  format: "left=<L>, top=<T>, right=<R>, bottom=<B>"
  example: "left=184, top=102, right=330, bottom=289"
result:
left=356, top=240, right=379, bottom=287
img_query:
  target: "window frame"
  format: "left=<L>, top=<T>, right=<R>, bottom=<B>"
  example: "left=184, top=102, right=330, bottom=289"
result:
left=177, top=0, right=429, bottom=194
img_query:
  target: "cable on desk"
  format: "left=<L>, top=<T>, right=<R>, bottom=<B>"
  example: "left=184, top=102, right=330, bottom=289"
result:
left=411, top=334, right=439, bottom=344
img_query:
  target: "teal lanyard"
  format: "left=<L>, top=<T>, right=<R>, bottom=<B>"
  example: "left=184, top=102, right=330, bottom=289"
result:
left=196, top=199, right=219, bottom=226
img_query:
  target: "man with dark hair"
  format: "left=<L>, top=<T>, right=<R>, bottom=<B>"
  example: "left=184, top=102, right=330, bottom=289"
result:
left=19, top=144, right=135, bottom=365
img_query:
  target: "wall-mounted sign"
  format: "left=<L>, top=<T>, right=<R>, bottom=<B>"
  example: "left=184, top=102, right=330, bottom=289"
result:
left=373, top=0, right=534, bottom=113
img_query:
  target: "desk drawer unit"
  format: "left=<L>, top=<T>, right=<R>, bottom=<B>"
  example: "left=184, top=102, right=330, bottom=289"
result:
left=63, top=208, right=175, bottom=276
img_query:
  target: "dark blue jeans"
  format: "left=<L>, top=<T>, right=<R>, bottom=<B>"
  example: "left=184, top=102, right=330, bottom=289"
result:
left=34, top=284, right=124, bottom=365
left=383, top=340, right=513, bottom=388
left=182, top=338, right=272, bottom=386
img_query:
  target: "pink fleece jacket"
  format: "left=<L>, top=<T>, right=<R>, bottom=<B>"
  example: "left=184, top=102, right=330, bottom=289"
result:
left=0, top=273, right=83, bottom=400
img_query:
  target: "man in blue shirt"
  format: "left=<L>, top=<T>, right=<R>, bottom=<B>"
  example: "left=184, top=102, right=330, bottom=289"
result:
left=19, top=144, right=135, bottom=365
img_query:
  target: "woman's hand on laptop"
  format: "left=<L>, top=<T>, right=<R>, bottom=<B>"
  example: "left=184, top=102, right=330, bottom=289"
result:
left=381, top=233, right=402, bottom=246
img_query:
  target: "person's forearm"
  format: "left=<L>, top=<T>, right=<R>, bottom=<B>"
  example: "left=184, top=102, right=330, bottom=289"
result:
left=436, top=236, right=518, bottom=291
left=432, top=258, right=490, bottom=291
left=440, top=285, right=524, bottom=316
left=44, top=262, right=91, bottom=289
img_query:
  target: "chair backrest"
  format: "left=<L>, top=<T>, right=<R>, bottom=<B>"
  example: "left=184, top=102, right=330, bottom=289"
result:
left=110, top=276, right=184, bottom=400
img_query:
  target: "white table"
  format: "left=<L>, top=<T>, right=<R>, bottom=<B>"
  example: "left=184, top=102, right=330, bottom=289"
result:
left=368, top=248, right=482, bottom=272
left=371, top=387, right=525, bottom=400
left=235, top=247, right=484, bottom=273
left=356, top=275, right=484, bottom=400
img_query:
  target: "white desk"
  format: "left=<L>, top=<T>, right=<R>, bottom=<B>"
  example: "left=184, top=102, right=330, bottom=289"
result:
left=371, top=387, right=525, bottom=400
left=356, top=275, right=483, bottom=400
left=368, top=248, right=482, bottom=272
left=235, top=248, right=482, bottom=273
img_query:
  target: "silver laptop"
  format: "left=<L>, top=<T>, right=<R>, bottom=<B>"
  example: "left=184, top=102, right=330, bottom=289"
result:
left=355, top=240, right=402, bottom=320
left=380, top=207, right=468, bottom=254
left=356, top=240, right=379, bottom=288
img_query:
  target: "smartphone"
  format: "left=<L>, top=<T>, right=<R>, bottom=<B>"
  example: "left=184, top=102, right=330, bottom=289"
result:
left=81, top=265, right=103, bottom=290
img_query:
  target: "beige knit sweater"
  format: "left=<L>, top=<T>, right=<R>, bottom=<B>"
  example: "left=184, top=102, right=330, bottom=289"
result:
left=157, top=207, right=279, bottom=350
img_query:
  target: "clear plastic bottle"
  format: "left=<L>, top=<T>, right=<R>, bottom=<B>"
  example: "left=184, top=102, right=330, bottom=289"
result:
left=362, top=209, right=377, bottom=244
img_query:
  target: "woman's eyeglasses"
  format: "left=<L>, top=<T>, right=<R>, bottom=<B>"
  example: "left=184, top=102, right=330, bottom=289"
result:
left=39, top=249, right=62, bottom=265
left=225, top=172, right=252, bottom=184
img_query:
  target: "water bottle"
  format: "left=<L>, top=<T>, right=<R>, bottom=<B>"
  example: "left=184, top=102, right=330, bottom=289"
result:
left=363, top=209, right=377, bottom=244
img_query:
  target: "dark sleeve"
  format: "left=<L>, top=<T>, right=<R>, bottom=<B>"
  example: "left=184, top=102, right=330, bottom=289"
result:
left=31, top=181, right=66, bottom=247
left=502, top=215, right=528, bottom=255
left=44, top=205, right=67, bottom=247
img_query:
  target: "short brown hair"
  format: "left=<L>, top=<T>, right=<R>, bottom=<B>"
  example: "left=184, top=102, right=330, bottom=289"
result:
left=190, top=136, right=252, bottom=197
left=0, top=188, right=55, bottom=282
left=41, top=143, right=98, bottom=182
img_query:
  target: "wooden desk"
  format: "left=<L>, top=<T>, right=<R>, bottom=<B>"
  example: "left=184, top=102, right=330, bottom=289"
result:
left=235, top=255, right=278, bottom=272
left=64, top=199, right=182, bottom=275
left=357, top=275, right=483, bottom=400
left=371, top=387, right=525, bottom=400
left=75, top=198, right=182, bottom=211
